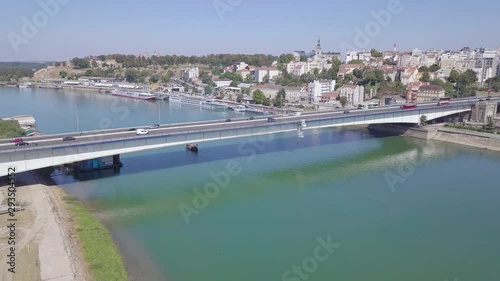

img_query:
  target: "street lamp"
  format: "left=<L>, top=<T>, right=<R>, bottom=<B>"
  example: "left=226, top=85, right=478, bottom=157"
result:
left=75, top=105, right=80, bottom=133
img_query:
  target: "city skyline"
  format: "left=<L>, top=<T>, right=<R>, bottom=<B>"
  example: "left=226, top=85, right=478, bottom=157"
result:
left=1, top=0, right=500, bottom=61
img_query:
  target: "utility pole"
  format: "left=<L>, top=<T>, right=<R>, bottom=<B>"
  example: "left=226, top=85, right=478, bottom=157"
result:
left=158, top=103, right=161, bottom=125
left=76, top=105, right=80, bottom=133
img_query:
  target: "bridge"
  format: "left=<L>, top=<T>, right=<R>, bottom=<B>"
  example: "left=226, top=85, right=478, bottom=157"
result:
left=0, top=99, right=495, bottom=177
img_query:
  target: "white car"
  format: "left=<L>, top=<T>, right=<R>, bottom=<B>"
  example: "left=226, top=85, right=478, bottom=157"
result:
left=294, top=112, right=301, bottom=116
left=136, top=129, right=149, bottom=135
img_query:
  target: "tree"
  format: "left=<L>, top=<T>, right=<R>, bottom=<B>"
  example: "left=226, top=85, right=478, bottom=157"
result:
left=344, top=73, right=356, bottom=82
left=370, top=49, right=383, bottom=58
left=456, top=69, right=478, bottom=97
left=429, top=64, right=440, bottom=72
left=363, top=69, right=384, bottom=86
left=71, top=57, right=90, bottom=69
left=244, top=74, right=254, bottom=83
left=279, top=53, right=295, bottom=64
left=125, top=69, right=141, bottom=83
left=230, top=80, right=239, bottom=87
left=149, top=74, right=160, bottom=83
left=447, top=70, right=460, bottom=83
left=418, top=66, right=429, bottom=73
left=91, top=60, right=98, bottom=68
left=420, top=72, right=430, bottom=82
left=300, top=55, right=308, bottom=62
left=274, top=88, right=286, bottom=107
left=340, top=96, right=348, bottom=107
left=59, top=71, right=68, bottom=79
left=253, top=89, right=269, bottom=105
left=420, top=115, right=427, bottom=126
left=353, top=69, right=364, bottom=80
left=485, top=76, right=500, bottom=92
left=204, top=85, right=213, bottom=95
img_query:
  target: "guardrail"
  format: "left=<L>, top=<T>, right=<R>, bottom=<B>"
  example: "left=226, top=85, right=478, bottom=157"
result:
left=0, top=103, right=474, bottom=156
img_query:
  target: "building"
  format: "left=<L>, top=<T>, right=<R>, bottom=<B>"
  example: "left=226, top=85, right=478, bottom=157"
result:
left=213, top=79, right=232, bottom=88
left=410, top=84, right=445, bottom=102
left=77, top=76, right=121, bottom=83
left=250, top=84, right=306, bottom=102
left=254, top=67, right=280, bottom=83
left=339, top=84, right=364, bottom=105
left=307, top=80, right=336, bottom=103
left=181, top=67, right=199, bottom=81
left=474, top=48, right=499, bottom=86
left=320, top=92, right=340, bottom=105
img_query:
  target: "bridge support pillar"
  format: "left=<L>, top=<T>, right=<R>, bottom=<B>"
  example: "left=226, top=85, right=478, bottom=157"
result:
left=73, top=155, right=123, bottom=172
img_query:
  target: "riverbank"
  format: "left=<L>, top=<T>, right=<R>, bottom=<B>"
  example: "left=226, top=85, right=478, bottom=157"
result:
left=367, top=123, right=500, bottom=152
left=0, top=170, right=128, bottom=281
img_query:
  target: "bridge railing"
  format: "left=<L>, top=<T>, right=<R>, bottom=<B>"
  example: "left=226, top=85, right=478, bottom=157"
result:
left=0, top=103, right=474, bottom=160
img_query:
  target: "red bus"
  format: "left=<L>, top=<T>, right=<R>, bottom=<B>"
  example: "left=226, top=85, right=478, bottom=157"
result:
left=439, top=97, right=451, bottom=102
left=401, top=104, right=417, bottom=109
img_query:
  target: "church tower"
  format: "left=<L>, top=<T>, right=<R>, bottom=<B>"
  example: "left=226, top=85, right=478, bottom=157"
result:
left=315, top=39, right=322, bottom=56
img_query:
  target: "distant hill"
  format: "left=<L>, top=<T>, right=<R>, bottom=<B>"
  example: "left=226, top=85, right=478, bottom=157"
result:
left=0, top=62, right=53, bottom=70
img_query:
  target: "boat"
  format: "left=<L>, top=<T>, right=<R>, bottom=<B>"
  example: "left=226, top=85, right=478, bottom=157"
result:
left=169, top=94, right=205, bottom=106
left=39, top=84, right=62, bottom=89
left=186, top=143, right=198, bottom=152
left=153, top=92, right=168, bottom=100
left=203, top=99, right=228, bottom=110
left=229, top=105, right=246, bottom=112
left=112, top=89, right=155, bottom=100
left=5, top=82, right=18, bottom=88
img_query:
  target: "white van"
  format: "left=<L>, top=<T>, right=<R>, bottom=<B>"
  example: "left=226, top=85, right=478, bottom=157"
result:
left=136, top=129, right=149, bottom=135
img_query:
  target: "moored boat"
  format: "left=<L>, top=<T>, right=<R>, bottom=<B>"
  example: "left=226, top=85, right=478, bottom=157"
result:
left=186, top=143, right=198, bottom=152
left=112, top=89, right=155, bottom=100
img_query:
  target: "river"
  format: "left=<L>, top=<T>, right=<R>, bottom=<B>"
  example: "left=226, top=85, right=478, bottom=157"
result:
left=2, top=87, right=500, bottom=281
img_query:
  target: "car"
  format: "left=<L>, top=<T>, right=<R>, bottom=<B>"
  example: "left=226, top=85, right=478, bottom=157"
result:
left=9, top=138, right=23, bottom=143
left=248, top=116, right=255, bottom=120
left=267, top=117, right=276, bottom=123
left=149, top=124, right=160, bottom=129
left=128, top=128, right=137, bottom=131
left=486, top=97, right=491, bottom=100
left=15, top=141, right=30, bottom=146
left=479, top=99, right=485, bottom=102
left=136, top=129, right=149, bottom=135
left=344, top=110, right=350, bottom=114
left=294, top=112, right=301, bottom=116
left=62, top=136, right=76, bottom=141
left=225, top=119, right=232, bottom=122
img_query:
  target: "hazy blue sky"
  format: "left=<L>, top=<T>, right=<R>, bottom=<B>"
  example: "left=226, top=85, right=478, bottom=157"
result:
left=1, top=0, right=499, bottom=61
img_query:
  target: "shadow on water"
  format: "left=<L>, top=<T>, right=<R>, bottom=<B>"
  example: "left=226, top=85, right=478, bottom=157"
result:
left=55, top=127, right=411, bottom=183
left=57, top=129, right=372, bottom=181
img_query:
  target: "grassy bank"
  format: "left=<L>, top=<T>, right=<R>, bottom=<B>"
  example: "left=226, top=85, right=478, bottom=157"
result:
left=63, top=195, right=129, bottom=281
left=0, top=119, right=25, bottom=138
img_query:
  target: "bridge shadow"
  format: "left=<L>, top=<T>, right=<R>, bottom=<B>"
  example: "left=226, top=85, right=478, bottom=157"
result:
left=57, top=126, right=411, bottom=183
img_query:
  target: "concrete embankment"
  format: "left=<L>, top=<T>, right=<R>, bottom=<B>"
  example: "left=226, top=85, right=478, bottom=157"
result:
left=367, top=124, right=500, bottom=152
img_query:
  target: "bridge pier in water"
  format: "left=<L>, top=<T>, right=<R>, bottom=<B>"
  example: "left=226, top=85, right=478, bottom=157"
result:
left=73, top=154, right=123, bottom=173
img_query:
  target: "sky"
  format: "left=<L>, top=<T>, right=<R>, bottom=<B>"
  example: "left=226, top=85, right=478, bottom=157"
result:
left=0, top=0, right=499, bottom=61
